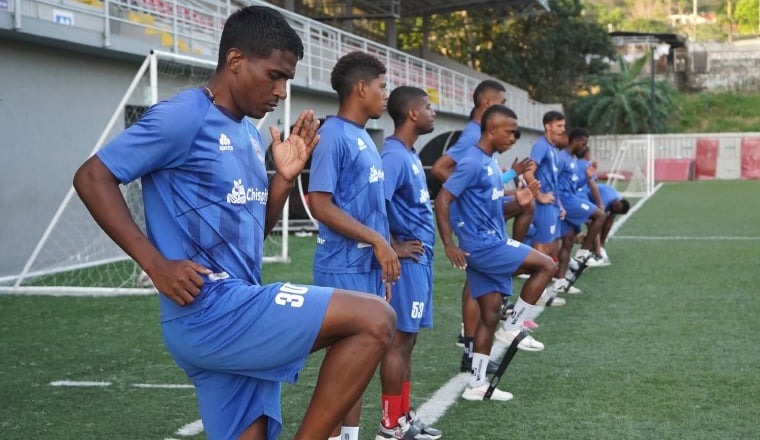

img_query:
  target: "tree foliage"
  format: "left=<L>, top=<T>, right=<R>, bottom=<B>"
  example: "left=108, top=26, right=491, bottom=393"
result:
left=571, top=53, right=674, bottom=134
left=735, top=0, right=760, bottom=34
left=397, top=0, right=615, bottom=104
left=478, top=0, right=615, bottom=103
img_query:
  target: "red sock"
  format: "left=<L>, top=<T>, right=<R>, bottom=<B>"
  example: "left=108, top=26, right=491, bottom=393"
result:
left=401, top=381, right=411, bottom=414
left=381, top=394, right=403, bottom=428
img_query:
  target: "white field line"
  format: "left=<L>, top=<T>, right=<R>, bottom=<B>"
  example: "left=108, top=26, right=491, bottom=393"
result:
left=133, top=383, right=195, bottom=389
left=415, top=340, right=509, bottom=424
left=614, top=235, right=760, bottom=240
left=608, top=182, right=664, bottom=239
left=175, top=420, right=204, bottom=436
left=49, top=380, right=111, bottom=387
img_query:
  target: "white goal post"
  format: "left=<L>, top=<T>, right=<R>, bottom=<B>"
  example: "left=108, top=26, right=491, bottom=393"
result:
left=0, top=50, right=293, bottom=295
left=590, top=135, right=655, bottom=199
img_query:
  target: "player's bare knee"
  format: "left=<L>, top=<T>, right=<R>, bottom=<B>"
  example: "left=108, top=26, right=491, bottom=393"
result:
left=365, top=299, right=396, bottom=348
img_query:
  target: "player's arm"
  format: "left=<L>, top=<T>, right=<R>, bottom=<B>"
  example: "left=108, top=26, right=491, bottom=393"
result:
left=434, top=188, right=469, bottom=269
left=74, top=156, right=210, bottom=306
left=431, top=154, right=456, bottom=182
left=265, top=110, right=320, bottom=236
left=588, top=179, right=603, bottom=210
left=309, top=192, right=400, bottom=285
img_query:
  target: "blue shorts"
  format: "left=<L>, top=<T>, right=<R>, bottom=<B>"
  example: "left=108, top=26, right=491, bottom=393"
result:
left=561, top=194, right=595, bottom=230
left=465, top=239, right=532, bottom=298
left=531, top=202, right=561, bottom=244
left=161, top=279, right=333, bottom=440
left=313, top=268, right=385, bottom=298
left=596, top=184, right=621, bottom=211
left=390, top=262, right=433, bottom=333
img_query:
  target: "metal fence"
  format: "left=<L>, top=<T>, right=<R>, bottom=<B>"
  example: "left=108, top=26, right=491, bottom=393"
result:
left=7, top=0, right=559, bottom=130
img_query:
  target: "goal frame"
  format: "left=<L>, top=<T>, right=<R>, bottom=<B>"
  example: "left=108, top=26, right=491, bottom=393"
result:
left=1, top=50, right=291, bottom=295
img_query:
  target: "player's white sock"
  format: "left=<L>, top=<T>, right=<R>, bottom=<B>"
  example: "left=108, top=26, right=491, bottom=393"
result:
left=503, top=297, right=539, bottom=332
left=467, top=352, right=490, bottom=387
left=523, top=301, right=544, bottom=322
left=600, top=247, right=609, bottom=259
left=328, top=436, right=340, bottom=440
left=341, top=426, right=359, bottom=440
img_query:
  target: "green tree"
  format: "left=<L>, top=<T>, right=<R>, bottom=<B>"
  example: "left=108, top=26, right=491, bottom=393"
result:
left=476, top=0, right=615, bottom=103
left=735, top=0, right=760, bottom=34
left=571, top=53, right=673, bottom=134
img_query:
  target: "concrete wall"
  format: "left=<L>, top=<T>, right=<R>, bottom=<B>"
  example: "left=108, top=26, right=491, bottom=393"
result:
left=688, top=42, right=760, bottom=92
left=0, top=37, right=543, bottom=279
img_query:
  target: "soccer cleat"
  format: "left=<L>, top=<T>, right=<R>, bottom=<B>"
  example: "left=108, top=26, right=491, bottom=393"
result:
left=455, top=322, right=465, bottom=347
left=461, top=383, right=513, bottom=401
left=375, top=415, right=421, bottom=440
left=494, top=327, right=545, bottom=351
left=407, top=409, right=442, bottom=440
left=460, top=353, right=500, bottom=374
left=584, top=255, right=609, bottom=267
left=522, top=319, right=539, bottom=330
left=552, top=279, right=581, bottom=295
left=536, top=293, right=566, bottom=307
left=500, top=299, right=514, bottom=321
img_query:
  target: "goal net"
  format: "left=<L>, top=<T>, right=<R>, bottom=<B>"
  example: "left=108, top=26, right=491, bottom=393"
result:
left=590, top=136, right=655, bottom=199
left=1, top=51, right=289, bottom=295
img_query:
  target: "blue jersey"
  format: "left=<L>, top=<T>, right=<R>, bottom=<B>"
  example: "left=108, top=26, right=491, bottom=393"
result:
left=557, top=149, right=581, bottom=197
left=381, top=137, right=435, bottom=266
left=575, top=158, right=592, bottom=196
left=596, top=183, right=622, bottom=211
left=443, top=146, right=506, bottom=252
left=444, top=120, right=481, bottom=163
left=530, top=136, right=560, bottom=204
left=97, top=88, right=269, bottom=322
left=308, top=116, right=389, bottom=273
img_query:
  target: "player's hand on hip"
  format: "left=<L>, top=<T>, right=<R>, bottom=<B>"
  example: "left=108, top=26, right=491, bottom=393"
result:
left=148, top=259, right=211, bottom=306
left=269, top=109, right=321, bottom=181
left=374, top=241, right=400, bottom=286
left=443, top=243, right=469, bottom=270
left=392, top=239, right=424, bottom=262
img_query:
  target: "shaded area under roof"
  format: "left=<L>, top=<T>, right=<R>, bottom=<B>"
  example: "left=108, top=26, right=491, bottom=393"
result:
left=399, top=0, right=550, bottom=17
left=609, top=31, right=687, bottom=49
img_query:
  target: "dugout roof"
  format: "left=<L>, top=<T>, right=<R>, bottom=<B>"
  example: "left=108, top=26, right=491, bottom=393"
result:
left=399, top=0, right=550, bottom=17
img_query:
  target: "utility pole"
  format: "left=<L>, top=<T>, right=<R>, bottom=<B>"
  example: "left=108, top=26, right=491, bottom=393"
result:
left=650, top=44, right=656, bottom=134
left=692, top=0, right=698, bottom=41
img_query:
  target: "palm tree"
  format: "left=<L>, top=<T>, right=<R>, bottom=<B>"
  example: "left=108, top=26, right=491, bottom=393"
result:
left=572, top=53, right=673, bottom=134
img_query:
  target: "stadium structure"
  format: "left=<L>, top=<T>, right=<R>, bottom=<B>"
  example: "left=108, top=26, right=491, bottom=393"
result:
left=0, top=0, right=559, bottom=292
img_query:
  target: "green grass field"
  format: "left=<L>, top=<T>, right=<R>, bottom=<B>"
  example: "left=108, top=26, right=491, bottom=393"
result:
left=1, top=180, right=759, bottom=439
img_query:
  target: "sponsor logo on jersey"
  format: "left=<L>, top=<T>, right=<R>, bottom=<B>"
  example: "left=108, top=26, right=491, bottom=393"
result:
left=358, top=138, right=367, bottom=151
left=219, top=133, right=233, bottom=151
left=369, top=165, right=384, bottom=183
left=357, top=242, right=372, bottom=249
left=419, top=188, right=430, bottom=204
left=486, top=165, right=494, bottom=176
left=491, top=187, right=502, bottom=200
left=226, top=179, right=268, bottom=205
left=317, top=236, right=326, bottom=245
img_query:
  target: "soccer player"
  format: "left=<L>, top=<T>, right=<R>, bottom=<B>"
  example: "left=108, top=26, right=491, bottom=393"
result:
left=435, top=105, right=555, bottom=401
left=529, top=111, right=566, bottom=258
left=429, top=80, right=534, bottom=374
left=307, top=51, right=400, bottom=440
left=553, top=128, right=607, bottom=294
left=377, top=86, right=441, bottom=439
left=73, top=7, right=396, bottom=440
left=575, top=146, right=630, bottom=263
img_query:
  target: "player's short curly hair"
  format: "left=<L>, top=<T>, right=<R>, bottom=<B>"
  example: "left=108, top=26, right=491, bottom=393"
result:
left=480, top=104, right=518, bottom=133
left=330, top=51, right=387, bottom=102
left=217, top=6, right=304, bottom=71
left=387, top=86, right=428, bottom=127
